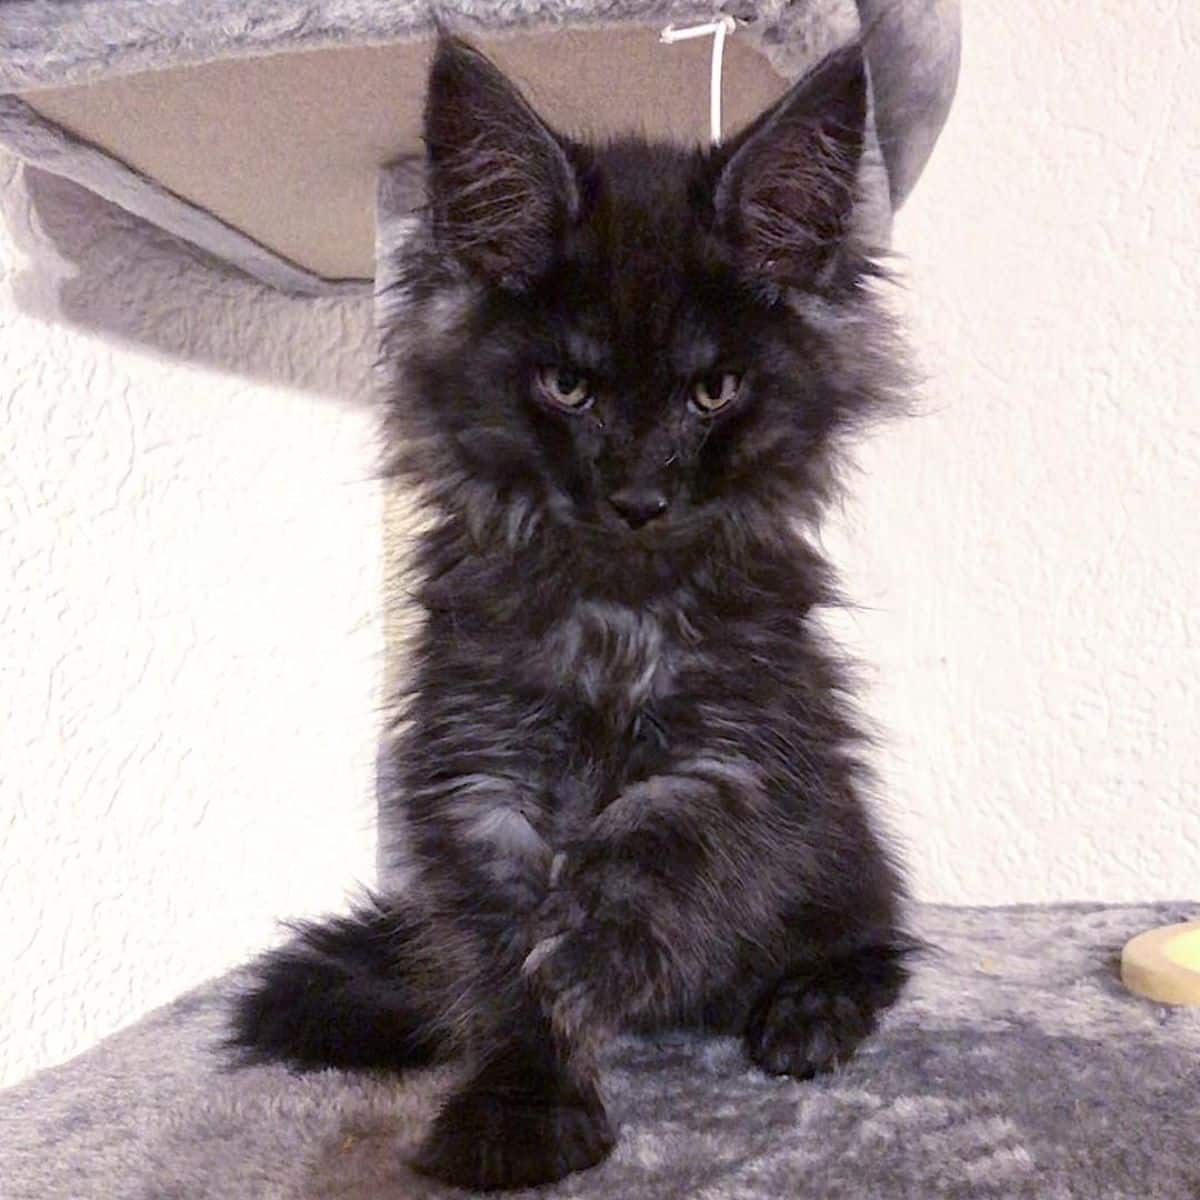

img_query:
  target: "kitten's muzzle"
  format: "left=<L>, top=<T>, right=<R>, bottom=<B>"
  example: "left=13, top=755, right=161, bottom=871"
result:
left=608, top=486, right=670, bottom=530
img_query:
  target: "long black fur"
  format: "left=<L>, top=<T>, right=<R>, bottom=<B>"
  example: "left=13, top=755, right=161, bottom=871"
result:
left=228, top=34, right=914, bottom=1191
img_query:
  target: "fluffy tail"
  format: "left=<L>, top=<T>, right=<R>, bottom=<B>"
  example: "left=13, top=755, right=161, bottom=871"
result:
left=226, top=896, right=446, bottom=1072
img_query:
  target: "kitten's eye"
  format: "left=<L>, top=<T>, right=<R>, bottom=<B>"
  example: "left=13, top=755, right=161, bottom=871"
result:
left=536, top=366, right=593, bottom=411
left=691, top=372, right=742, bottom=414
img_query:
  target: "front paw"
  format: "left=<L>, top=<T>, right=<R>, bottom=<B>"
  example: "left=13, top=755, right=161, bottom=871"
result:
left=745, top=976, right=874, bottom=1078
left=523, top=915, right=666, bottom=1043
left=745, top=950, right=907, bottom=1078
left=411, top=1084, right=615, bottom=1191
left=522, top=927, right=600, bottom=1045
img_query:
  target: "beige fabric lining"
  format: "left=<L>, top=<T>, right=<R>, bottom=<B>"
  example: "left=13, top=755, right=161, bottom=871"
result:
left=24, top=29, right=787, bottom=281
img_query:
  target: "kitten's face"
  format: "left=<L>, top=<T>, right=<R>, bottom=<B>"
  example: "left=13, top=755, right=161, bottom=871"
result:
left=458, top=142, right=824, bottom=539
left=393, top=37, right=885, bottom=543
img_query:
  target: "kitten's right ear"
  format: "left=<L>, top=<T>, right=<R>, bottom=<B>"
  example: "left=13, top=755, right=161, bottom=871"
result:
left=423, top=35, right=579, bottom=289
left=712, top=40, right=868, bottom=289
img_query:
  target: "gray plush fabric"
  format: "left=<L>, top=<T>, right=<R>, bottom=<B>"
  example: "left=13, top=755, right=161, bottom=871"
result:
left=0, top=1, right=959, bottom=292
left=2, top=903, right=1197, bottom=1199
left=858, top=0, right=960, bottom=207
left=0, top=1, right=952, bottom=108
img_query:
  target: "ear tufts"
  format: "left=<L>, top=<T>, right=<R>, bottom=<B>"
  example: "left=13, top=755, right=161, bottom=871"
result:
left=424, top=34, right=579, bottom=289
left=713, top=40, right=869, bottom=289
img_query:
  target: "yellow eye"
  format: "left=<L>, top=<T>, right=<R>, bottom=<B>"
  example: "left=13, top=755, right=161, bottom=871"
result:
left=691, top=372, right=741, bottom=413
left=537, top=366, right=593, bottom=410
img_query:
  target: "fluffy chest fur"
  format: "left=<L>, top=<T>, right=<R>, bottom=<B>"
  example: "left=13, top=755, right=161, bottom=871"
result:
left=395, top=517, right=830, bottom=902
left=538, top=599, right=678, bottom=712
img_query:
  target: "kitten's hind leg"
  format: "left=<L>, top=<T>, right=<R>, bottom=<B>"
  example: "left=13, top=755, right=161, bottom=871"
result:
left=411, top=994, right=615, bottom=1191
left=226, top=896, right=446, bottom=1072
left=744, top=940, right=911, bottom=1079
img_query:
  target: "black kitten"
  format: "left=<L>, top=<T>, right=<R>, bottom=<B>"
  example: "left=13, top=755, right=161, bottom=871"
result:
left=229, top=34, right=912, bottom=1191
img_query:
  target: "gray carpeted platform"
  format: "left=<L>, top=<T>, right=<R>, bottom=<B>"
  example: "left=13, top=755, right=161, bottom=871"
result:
left=3, top=903, right=1197, bottom=1199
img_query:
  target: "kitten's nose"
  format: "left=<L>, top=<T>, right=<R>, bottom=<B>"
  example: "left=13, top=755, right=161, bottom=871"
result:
left=608, top=486, right=669, bottom=529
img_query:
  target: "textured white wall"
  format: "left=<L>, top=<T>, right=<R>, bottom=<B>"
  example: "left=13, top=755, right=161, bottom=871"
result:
left=1, top=158, right=383, bottom=1087
left=826, top=3, right=1199, bottom=904
left=2, top=2, right=1197, bottom=1090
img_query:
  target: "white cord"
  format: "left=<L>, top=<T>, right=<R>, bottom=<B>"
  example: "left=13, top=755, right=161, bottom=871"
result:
left=659, top=15, right=738, bottom=144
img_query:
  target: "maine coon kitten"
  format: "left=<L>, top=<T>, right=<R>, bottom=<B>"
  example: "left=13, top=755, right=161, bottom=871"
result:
left=229, top=33, right=912, bottom=1191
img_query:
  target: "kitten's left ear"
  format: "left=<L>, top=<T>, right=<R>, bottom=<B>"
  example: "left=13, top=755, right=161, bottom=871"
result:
left=713, top=41, right=868, bottom=287
left=424, top=35, right=579, bottom=289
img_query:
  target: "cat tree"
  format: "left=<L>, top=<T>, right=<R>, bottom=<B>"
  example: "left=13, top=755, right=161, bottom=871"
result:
left=2, top=4, right=1197, bottom=1199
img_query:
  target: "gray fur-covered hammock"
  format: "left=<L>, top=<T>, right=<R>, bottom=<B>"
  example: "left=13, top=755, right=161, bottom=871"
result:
left=4, top=4, right=1197, bottom=1200
left=0, top=1, right=960, bottom=296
